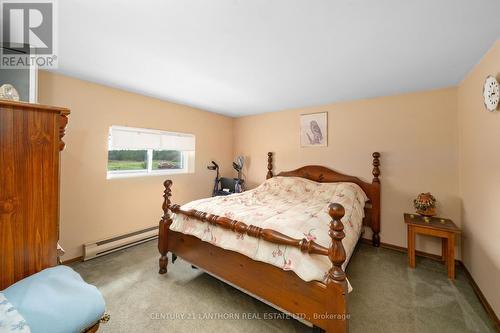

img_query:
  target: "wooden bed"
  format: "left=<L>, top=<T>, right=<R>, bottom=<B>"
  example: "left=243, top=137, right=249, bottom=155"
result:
left=158, top=152, right=381, bottom=333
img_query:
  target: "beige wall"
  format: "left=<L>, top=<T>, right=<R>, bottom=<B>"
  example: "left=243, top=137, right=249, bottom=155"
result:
left=38, top=71, right=234, bottom=260
left=233, top=88, right=460, bottom=256
left=458, top=40, right=500, bottom=317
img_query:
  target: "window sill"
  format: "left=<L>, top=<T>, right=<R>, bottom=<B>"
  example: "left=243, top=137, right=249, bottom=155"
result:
left=107, top=169, right=189, bottom=180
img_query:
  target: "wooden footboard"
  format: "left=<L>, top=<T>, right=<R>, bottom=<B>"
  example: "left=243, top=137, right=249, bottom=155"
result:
left=158, top=180, right=348, bottom=333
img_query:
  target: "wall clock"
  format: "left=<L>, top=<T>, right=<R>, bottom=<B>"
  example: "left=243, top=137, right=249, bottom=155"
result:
left=483, top=75, right=499, bottom=112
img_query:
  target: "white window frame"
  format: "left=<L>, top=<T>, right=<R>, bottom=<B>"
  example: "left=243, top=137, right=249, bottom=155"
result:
left=106, top=126, right=194, bottom=179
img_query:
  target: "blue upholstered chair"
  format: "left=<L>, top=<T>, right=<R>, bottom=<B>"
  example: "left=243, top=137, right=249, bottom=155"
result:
left=0, top=266, right=105, bottom=333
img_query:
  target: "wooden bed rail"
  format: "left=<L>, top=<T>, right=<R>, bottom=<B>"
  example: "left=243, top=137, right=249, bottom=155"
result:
left=169, top=204, right=345, bottom=258
left=158, top=180, right=347, bottom=285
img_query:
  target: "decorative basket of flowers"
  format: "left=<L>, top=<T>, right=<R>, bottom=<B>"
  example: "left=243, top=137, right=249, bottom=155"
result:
left=413, top=192, right=436, bottom=216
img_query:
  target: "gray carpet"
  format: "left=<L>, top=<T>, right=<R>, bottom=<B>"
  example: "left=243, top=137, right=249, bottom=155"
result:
left=71, top=241, right=497, bottom=333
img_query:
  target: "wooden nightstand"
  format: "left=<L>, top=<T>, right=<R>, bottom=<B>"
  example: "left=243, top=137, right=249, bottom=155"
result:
left=404, top=213, right=461, bottom=279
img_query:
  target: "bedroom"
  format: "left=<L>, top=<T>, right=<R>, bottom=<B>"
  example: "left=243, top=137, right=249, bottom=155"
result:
left=0, top=1, right=499, bottom=332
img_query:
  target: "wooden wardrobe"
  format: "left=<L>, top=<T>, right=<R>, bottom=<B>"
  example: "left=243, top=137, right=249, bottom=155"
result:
left=0, top=100, right=69, bottom=290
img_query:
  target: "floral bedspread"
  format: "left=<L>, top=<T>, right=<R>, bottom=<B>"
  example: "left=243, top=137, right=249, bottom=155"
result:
left=0, top=293, right=30, bottom=333
left=170, top=176, right=367, bottom=287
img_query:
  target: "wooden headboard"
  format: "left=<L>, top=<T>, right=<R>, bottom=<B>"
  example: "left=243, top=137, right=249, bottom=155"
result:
left=266, top=152, right=381, bottom=247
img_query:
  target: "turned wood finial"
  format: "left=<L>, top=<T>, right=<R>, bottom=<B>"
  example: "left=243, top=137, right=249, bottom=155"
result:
left=161, top=180, right=173, bottom=221
left=59, top=115, right=68, bottom=151
left=327, top=203, right=346, bottom=282
left=266, top=152, right=273, bottom=179
left=372, top=152, right=381, bottom=183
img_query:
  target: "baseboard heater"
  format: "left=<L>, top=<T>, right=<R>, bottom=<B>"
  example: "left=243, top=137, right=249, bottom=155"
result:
left=83, top=226, right=158, bottom=261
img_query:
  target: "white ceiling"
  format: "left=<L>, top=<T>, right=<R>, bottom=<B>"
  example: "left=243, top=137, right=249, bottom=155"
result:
left=56, top=0, right=500, bottom=117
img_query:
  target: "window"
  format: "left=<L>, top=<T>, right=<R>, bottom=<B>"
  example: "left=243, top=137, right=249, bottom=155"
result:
left=107, top=126, right=195, bottom=179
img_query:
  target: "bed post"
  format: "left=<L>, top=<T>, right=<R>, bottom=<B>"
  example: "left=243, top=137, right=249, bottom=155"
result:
left=266, top=152, right=273, bottom=179
left=325, top=203, right=348, bottom=333
left=158, top=179, right=173, bottom=274
left=371, top=152, right=381, bottom=247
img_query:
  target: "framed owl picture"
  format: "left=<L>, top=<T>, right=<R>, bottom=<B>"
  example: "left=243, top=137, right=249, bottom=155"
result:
left=300, top=112, right=328, bottom=147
